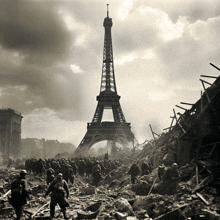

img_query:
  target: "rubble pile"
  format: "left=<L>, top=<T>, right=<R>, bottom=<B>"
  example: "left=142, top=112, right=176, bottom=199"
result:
left=0, top=158, right=220, bottom=220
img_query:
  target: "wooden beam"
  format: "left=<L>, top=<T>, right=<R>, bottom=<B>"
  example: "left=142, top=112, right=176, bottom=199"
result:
left=200, top=74, right=218, bottom=79
left=175, top=105, right=187, bottom=111
left=148, top=177, right=157, bottom=196
left=208, top=144, right=217, bottom=157
left=196, top=193, right=210, bottom=205
left=200, top=80, right=211, bottom=103
left=200, top=79, right=212, bottom=86
left=153, top=132, right=160, bottom=136
left=31, top=201, right=50, bottom=219
left=201, top=91, right=203, bottom=112
left=201, top=141, right=220, bottom=148
left=210, top=63, right=220, bottom=71
left=173, top=109, right=186, bottom=133
left=180, top=102, right=194, bottom=106
left=163, top=126, right=174, bottom=131
left=196, top=165, right=199, bottom=185
left=169, top=116, right=175, bottom=132
left=1, top=190, right=11, bottom=198
left=149, top=124, right=155, bottom=139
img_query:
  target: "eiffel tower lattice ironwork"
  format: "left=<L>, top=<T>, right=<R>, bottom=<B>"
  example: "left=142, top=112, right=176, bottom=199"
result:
left=74, top=5, right=134, bottom=156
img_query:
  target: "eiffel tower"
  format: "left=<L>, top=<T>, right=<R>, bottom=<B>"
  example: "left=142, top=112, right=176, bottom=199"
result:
left=74, top=5, right=134, bottom=157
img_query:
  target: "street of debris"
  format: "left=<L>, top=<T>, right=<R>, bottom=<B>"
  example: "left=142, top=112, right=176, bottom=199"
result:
left=2, top=66, right=220, bottom=220
left=1, top=155, right=220, bottom=220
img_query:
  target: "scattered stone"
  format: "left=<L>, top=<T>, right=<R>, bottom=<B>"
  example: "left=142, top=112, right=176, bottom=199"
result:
left=115, top=211, right=127, bottom=220
left=115, top=197, right=134, bottom=215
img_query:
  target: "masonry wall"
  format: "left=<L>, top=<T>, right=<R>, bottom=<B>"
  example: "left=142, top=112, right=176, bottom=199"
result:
left=0, top=109, right=23, bottom=159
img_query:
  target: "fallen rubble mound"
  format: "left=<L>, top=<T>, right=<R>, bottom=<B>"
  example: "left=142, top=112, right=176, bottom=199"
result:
left=1, top=157, right=220, bottom=220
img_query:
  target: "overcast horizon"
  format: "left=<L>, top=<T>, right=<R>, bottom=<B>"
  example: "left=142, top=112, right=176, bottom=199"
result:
left=1, top=0, right=220, bottom=147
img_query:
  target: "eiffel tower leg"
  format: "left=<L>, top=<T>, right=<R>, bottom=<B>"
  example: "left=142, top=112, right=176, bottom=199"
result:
left=112, top=104, right=126, bottom=123
left=74, top=122, right=135, bottom=157
left=74, top=132, right=94, bottom=157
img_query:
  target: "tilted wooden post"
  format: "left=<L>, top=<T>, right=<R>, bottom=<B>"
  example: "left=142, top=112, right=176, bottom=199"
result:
left=201, top=91, right=203, bottom=112
left=149, top=124, right=155, bottom=139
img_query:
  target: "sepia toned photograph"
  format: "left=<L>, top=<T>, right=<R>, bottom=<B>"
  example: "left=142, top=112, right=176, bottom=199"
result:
left=0, top=0, right=220, bottom=219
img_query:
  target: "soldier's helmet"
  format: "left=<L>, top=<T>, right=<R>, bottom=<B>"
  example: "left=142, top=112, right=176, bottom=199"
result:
left=172, top=163, right=178, bottom=168
left=20, top=170, right=27, bottom=175
left=57, top=173, right=63, bottom=179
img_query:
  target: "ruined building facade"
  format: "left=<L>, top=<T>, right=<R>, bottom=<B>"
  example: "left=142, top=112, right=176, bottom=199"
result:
left=0, top=108, right=23, bottom=159
left=21, top=138, right=76, bottom=159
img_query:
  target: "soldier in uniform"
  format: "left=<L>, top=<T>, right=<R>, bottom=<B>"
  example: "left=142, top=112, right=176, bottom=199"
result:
left=128, top=163, right=141, bottom=184
left=10, top=170, right=30, bottom=220
left=92, top=161, right=102, bottom=187
left=44, top=173, right=69, bottom=219
left=141, top=161, right=151, bottom=176
left=46, top=167, right=55, bottom=185
left=163, top=163, right=179, bottom=194
left=158, top=164, right=166, bottom=180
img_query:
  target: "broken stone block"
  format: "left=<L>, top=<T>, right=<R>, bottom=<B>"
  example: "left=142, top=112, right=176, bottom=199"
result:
left=201, top=209, right=220, bottom=220
left=102, top=213, right=111, bottom=220
left=117, top=190, right=136, bottom=200
left=115, top=212, right=127, bottom=220
left=133, top=196, right=148, bottom=210
left=0, top=207, right=13, bottom=215
left=80, top=186, right=96, bottom=195
left=135, top=209, right=149, bottom=219
left=126, top=216, right=138, bottom=220
left=132, top=181, right=151, bottom=195
left=154, top=208, right=186, bottom=220
left=115, top=197, right=134, bottom=215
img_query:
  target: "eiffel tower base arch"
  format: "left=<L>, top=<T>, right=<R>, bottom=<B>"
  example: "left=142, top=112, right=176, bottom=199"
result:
left=74, top=122, right=134, bottom=157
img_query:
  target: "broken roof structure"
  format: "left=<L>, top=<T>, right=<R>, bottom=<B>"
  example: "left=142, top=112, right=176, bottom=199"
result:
left=138, top=63, right=220, bottom=169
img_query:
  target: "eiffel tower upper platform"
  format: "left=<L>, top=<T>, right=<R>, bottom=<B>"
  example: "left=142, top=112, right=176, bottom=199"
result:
left=74, top=5, right=134, bottom=157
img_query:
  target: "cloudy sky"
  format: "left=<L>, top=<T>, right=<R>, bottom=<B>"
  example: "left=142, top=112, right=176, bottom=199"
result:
left=1, top=0, right=220, bottom=147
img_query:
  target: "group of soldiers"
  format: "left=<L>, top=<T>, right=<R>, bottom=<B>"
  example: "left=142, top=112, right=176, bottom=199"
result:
left=24, top=157, right=122, bottom=186
left=9, top=170, right=70, bottom=220
left=9, top=157, right=123, bottom=220
left=8, top=156, right=181, bottom=220
left=127, top=159, right=153, bottom=184
left=127, top=160, right=180, bottom=195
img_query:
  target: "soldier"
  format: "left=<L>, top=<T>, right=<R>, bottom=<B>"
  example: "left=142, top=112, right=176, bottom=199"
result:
left=70, top=161, right=78, bottom=176
left=61, top=161, right=69, bottom=183
left=158, top=164, right=166, bottom=180
left=163, top=163, right=179, bottom=194
left=10, top=170, right=30, bottom=220
left=44, top=173, right=69, bottom=220
left=46, top=167, right=55, bottom=185
left=141, top=161, right=151, bottom=176
left=128, top=163, right=141, bottom=184
left=78, top=159, right=86, bottom=177
left=92, top=161, right=102, bottom=187
left=68, top=166, right=75, bottom=185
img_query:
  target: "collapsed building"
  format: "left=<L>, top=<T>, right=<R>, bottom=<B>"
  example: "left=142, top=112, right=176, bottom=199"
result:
left=0, top=109, right=23, bottom=160
left=21, top=138, right=76, bottom=159
left=138, top=63, right=220, bottom=171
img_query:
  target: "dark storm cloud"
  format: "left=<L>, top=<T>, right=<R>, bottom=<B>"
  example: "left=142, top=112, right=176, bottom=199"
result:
left=1, top=62, right=83, bottom=116
left=0, top=0, right=71, bottom=65
left=0, top=0, right=86, bottom=119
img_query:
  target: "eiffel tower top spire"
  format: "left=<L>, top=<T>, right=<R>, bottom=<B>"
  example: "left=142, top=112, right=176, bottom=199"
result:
left=107, top=4, right=109, bottom=17
left=100, top=4, right=117, bottom=94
